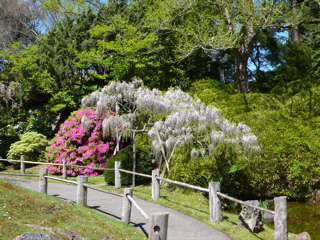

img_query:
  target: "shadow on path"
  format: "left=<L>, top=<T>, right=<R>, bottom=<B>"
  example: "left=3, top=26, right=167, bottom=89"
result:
left=91, top=205, right=149, bottom=237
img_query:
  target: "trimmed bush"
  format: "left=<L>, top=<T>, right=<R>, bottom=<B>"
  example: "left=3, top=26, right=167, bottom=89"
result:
left=7, top=132, right=50, bottom=169
left=104, top=145, right=153, bottom=186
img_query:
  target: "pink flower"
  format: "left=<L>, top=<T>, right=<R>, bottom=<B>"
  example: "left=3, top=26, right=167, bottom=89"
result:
left=46, top=107, right=117, bottom=176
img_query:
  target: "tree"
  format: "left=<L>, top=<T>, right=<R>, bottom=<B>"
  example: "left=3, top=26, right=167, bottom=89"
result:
left=0, top=0, right=43, bottom=49
left=81, top=14, right=162, bottom=85
left=146, top=0, right=311, bottom=93
left=0, top=0, right=45, bottom=110
left=81, top=80, right=260, bottom=182
left=0, top=9, right=106, bottom=137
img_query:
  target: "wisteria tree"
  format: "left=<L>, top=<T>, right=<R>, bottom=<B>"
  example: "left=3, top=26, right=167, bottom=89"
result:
left=81, top=80, right=260, bottom=180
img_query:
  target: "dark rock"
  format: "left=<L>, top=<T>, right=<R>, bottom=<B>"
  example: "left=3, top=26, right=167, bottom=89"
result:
left=25, top=225, right=88, bottom=240
left=14, top=232, right=62, bottom=240
left=238, top=200, right=263, bottom=233
left=294, top=232, right=312, bottom=240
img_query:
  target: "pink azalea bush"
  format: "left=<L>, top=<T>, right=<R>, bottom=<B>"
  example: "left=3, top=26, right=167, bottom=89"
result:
left=46, top=107, right=115, bottom=176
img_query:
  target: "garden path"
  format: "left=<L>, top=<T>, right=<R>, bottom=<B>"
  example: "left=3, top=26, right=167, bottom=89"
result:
left=0, top=176, right=232, bottom=240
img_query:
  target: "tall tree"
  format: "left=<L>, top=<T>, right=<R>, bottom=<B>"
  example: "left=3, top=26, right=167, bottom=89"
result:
left=147, top=0, right=310, bottom=93
left=0, top=8, right=104, bottom=138
left=0, top=0, right=43, bottom=49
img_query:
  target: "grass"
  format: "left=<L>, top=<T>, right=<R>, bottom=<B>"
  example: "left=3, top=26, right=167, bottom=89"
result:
left=0, top=179, right=144, bottom=240
left=0, top=165, right=297, bottom=240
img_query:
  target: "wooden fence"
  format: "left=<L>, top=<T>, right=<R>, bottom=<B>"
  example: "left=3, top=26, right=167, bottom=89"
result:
left=38, top=168, right=168, bottom=240
left=114, top=161, right=287, bottom=240
left=0, top=156, right=114, bottom=178
left=0, top=156, right=287, bottom=240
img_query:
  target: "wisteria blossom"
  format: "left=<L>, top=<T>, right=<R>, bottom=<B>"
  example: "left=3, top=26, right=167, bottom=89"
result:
left=81, top=80, right=260, bottom=177
left=46, top=107, right=115, bottom=176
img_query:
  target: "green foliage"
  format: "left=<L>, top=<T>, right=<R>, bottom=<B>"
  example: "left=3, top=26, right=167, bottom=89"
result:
left=146, top=0, right=309, bottom=93
left=104, top=145, right=153, bottom=186
left=0, top=124, right=20, bottom=162
left=40, top=0, right=102, bottom=15
left=7, top=132, right=50, bottom=169
left=0, top=162, right=4, bottom=171
left=0, top=10, right=105, bottom=138
left=272, top=41, right=313, bottom=84
left=81, top=14, right=162, bottom=86
left=189, top=78, right=320, bottom=200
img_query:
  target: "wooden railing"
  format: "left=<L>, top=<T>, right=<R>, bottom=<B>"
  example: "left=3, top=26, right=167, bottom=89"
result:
left=0, top=156, right=114, bottom=179
left=114, top=161, right=287, bottom=240
left=38, top=168, right=168, bottom=240
left=0, top=156, right=287, bottom=240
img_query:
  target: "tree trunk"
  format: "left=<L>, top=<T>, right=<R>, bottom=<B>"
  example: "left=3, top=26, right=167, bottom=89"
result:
left=233, top=49, right=250, bottom=93
left=290, top=0, right=299, bottom=42
left=233, top=27, right=259, bottom=94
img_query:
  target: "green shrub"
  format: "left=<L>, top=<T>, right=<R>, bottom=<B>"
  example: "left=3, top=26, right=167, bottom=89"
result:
left=0, top=126, right=20, bottom=162
left=0, top=162, right=5, bottom=171
left=188, top=78, right=320, bottom=200
left=7, top=132, right=50, bottom=169
left=104, top=145, right=153, bottom=186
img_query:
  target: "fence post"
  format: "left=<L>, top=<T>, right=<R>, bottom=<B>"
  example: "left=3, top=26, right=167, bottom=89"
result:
left=77, top=175, right=88, bottom=206
left=274, top=196, right=287, bottom=240
left=39, top=168, right=48, bottom=194
left=122, top=188, right=133, bottom=224
left=62, top=158, right=67, bottom=179
left=115, top=161, right=121, bottom=189
left=209, top=182, right=222, bottom=222
left=20, top=155, right=25, bottom=174
left=152, top=169, right=160, bottom=201
left=149, top=212, right=169, bottom=240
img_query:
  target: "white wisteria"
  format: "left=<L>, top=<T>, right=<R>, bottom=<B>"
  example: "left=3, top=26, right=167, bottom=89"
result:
left=102, top=113, right=134, bottom=154
left=81, top=116, right=92, bottom=133
left=81, top=80, right=260, bottom=177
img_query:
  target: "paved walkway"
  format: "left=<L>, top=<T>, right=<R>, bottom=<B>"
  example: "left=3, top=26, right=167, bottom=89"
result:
left=0, top=176, right=231, bottom=240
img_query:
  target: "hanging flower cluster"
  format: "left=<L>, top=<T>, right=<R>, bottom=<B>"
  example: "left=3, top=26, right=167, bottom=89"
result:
left=81, top=81, right=260, bottom=177
left=46, top=107, right=115, bottom=176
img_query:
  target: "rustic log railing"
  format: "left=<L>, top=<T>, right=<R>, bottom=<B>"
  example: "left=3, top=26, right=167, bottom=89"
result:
left=114, top=161, right=287, bottom=240
left=0, top=156, right=114, bottom=180
left=37, top=168, right=168, bottom=240
left=0, top=156, right=287, bottom=240
left=123, top=191, right=169, bottom=240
